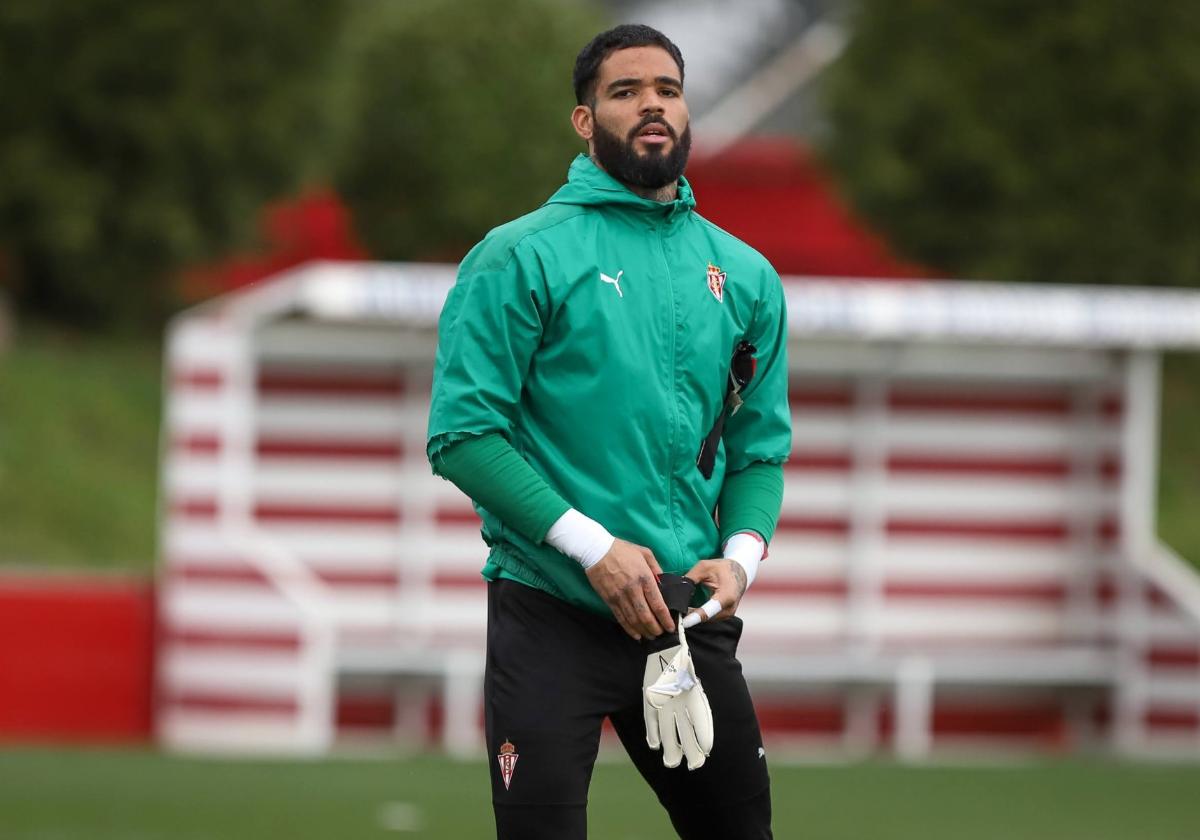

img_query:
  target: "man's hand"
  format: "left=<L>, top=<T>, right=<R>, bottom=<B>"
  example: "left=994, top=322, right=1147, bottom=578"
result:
left=586, top=539, right=674, bottom=640
left=682, top=558, right=748, bottom=627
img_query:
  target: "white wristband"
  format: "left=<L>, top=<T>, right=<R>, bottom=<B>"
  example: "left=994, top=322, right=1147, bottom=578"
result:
left=545, top=508, right=615, bottom=570
left=722, top=532, right=764, bottom=589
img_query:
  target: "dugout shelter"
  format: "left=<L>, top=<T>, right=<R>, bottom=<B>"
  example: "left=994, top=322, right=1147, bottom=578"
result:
left=158, top=261, right=1200, bottom=759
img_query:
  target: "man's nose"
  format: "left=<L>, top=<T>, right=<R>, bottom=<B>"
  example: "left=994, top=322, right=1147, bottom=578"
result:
left=639, top=90, right=666, bottom=114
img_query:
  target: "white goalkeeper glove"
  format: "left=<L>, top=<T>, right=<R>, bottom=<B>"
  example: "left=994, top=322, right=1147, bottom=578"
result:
left=643, top=621, right=714, bottom=770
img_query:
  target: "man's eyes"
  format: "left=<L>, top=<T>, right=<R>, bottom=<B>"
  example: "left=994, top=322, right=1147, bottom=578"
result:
left=613, top=88, right=680, bottom=98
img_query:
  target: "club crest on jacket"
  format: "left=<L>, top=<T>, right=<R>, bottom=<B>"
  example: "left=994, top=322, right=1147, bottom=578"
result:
left=706, top=262, right=727, bottom=302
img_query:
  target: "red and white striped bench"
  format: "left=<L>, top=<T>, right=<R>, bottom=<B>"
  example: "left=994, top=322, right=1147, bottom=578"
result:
left=156, top=278, right=1200, bottom=758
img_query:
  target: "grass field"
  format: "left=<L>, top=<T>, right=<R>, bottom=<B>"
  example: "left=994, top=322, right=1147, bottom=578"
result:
left=3, top=747, right=1200, bottom=839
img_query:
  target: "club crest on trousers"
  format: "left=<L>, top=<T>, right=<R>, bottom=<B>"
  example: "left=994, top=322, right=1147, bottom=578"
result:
left=497, top=739, right=519, bottom=790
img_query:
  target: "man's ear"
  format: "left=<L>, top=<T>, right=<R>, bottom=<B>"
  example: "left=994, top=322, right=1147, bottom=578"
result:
left=571, top=104, right=594, bottom=142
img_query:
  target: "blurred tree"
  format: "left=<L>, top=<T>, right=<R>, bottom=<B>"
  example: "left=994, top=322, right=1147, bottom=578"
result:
left=0, top=1, right=350, bottom=329
left=820, top=1, right=1200, bottom=286
left=336, top=0, right=605, bottom=261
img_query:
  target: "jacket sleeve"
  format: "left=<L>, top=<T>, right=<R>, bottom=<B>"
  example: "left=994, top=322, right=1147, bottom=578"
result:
left=721, top=269, right=791, bottom=472
left=426, top=241, right=549, bottom=463
left=717, top=460, right=784, bottom=546
left=430, top=432, right=570, bottom=543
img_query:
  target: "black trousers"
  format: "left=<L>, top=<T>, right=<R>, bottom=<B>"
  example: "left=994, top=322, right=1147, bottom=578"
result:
left=485, top=578, right=772, bottom=839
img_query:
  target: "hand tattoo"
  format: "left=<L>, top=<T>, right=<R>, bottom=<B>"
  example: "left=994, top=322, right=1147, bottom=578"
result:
left=727, top=559, right=748, bottom=599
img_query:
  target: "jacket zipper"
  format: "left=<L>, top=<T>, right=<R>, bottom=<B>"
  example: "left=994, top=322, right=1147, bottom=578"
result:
left=657, top=223, right=688, bottom=567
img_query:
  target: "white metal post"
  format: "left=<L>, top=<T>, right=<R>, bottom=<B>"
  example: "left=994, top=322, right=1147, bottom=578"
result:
left=844, top=374, right=888, bottom=752
left=846, top=374, right=888, bottom=649
left=1113, top=350, right=1161, bottom=754
left=443, top=650, right=485, bottom=759
left=894, top=656, right=934, bottom=761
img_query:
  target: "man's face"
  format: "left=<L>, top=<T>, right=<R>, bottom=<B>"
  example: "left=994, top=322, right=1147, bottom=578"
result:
left=575, top=46, right=691, bottom=190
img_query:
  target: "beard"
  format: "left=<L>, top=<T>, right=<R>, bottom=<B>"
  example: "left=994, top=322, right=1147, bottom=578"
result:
left=591, top=114, right=692, bottom=190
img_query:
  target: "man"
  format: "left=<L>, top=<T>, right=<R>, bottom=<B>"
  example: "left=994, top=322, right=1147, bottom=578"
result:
left=427, top=24, right=790, bottom=839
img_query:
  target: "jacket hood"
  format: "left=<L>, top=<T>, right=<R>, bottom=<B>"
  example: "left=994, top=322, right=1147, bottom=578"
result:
left=546, top=154, right=696, bottom=217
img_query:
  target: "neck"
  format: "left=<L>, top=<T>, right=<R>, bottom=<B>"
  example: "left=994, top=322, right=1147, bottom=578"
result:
left=632, top=182, right=679, bottom=203
left=590, top=153, right=678, bottom=203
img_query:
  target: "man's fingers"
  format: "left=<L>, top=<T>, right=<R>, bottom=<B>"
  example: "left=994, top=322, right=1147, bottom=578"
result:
left=686, top=592, right=720, bottom=628
left=588, top=541, right=676, bottom=637
left=614, top=577, right=667, bottom=638
left=616, top=615, right=640, bottom=641
left=629, top=594, right=667, bottom=637
left=641, top=576, right=675, bottom=633
left=609, top=599, right=642, bottom=640
left=641, top=548, right=664, bottom=577
left=683, top=561, right=713, bottom=586
left=639, top=547, right=675, bottom=632
left=680, top=558, right=744, bottom=624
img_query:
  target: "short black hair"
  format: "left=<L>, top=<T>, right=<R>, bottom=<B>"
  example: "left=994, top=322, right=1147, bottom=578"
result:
left=573, top=24, right=685, bottom=106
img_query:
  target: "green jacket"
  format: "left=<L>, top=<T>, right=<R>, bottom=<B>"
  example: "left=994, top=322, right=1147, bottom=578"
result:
left=427, top=154, right=792, bottom=615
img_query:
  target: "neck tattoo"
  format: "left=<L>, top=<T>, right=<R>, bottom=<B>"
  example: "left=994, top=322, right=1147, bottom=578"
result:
left=590, top=153, right=679, bottom=203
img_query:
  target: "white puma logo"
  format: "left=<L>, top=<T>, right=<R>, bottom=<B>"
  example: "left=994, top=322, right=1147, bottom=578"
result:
left=600, top=270, right=624, bottom=298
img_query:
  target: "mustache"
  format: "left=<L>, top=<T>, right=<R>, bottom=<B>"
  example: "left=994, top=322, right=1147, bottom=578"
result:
left=627, top=115, right=678, bottom=142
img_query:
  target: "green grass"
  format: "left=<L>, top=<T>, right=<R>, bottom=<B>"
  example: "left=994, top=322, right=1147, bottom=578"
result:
left=0, top=331, right=1198, bottom=572
left=2, top=747, right=1200, bottom=839
left=0, top=327, right=162, bottom=570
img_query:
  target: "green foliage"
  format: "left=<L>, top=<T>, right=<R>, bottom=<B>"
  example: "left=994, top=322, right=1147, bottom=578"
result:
left=0, top=0, right=606, bottom=327
left=0, top=1, right=350, bottom=329
left=821, top=1, right=1200, bottom=286
left=336, top=0, right=606, bottom=261
left=1159, top=354, right=1200, bottom=560
left=0, top=328, right=160, bottom=569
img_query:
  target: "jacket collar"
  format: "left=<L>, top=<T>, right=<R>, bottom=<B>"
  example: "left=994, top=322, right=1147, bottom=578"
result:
left=550, top=154, right=697, bottom=224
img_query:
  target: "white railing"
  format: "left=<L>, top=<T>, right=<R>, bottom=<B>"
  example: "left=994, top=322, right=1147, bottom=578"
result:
left=1143, top=542, right=1200, bottom=628
left=220, top=525, right=338, bottom=752
left=217, top=325, right=338, bottom=752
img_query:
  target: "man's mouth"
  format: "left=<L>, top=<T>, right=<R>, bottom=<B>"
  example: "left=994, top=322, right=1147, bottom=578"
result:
left=635, top=123, right=673, bottom=146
